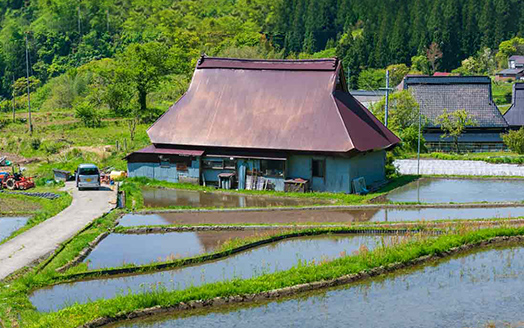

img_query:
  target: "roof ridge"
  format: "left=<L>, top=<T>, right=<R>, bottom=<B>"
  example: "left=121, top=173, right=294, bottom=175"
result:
left=199, top=56, right=337, bottom=63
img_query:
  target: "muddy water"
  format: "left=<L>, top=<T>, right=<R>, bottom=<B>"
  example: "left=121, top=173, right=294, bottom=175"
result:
left=0, top=217, right=28, bottom=242
left=30, top=234, right=406, bottom=312
left=111, top=244, right=524, bottom=328
left=119, top=206, right=524, bottom=227
left=388, top=178, right=524, bottom=203
left=85, top=230, right=285, bottom=270
left=142, top=188, right=328, bottom=208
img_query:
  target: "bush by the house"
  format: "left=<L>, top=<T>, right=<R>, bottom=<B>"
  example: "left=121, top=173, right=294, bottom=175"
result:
left=502, top=128, right=524, bottom=154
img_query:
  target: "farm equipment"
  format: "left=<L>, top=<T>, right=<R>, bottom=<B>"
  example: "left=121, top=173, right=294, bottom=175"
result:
left=0, top=165, right=35, bottom=190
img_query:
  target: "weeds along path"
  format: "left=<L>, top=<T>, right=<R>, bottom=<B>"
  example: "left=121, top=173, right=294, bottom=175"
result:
left=0, top=182, right=116, bottom=280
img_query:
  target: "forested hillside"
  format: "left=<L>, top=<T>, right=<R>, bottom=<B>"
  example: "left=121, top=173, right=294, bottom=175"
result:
left=1, top=0, right=524, bottom=104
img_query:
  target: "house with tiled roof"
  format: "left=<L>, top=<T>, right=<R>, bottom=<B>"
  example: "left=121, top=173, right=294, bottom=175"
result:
left=125, top=56, right=399, bottom=193
left=403, top=76, right=509, bottom=152
left=496, top=55, right=524, bottom=81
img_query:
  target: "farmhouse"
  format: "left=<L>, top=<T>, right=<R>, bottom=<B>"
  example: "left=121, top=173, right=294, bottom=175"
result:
left=126, top=56, right=399, bottom=193
left=496, top=55, right=524, bottom=81
left=504, top=83, right=524, bottom=128
left=403, top=76, right=509, bottom=152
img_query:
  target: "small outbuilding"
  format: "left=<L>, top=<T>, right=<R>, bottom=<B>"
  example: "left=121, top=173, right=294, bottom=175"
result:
left=404, top=76, right=509, bottom=152
left=126, top=56, right=399, bottom=193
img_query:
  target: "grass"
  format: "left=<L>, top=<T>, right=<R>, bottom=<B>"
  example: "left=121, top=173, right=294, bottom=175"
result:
left=0, top=116, right=151, bottom=180
left=492, top=80, right=513, bottom=111
left=401, top=151, right=524, bottom=165
left=6, top=225, right=524, bottom=328
left=0, top=189, right=72, bottom=245
left=120, top=175, right=418, bottom=211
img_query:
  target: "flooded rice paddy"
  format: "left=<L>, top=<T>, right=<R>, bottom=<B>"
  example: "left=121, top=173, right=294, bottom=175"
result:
left=111, top=244, right=524, bottom=328
left=119, top=206, right=524, bottom=227
left=0, top=216, right=28, bottom=242
left=387, top=178, right=524, bottom=203
left=30, top=234, right=402, bottom=312
left=142, top=188, right=329, bottom=208
left=84, top=230, right=284, bottom=270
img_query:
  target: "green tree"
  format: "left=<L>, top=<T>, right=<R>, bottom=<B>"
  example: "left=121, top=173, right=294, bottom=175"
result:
left=357, top=68, right=385, bottom=90
left=502, top=127, right=524, bottom=154
left=495, top=37, right=524, bottom=68
left=436, top=109, right=476, bottom=153
left=373, top=90, right=425, bottom=153
left=117, top=42, right=176, bottom=113
left=386, top=64, right=410, bottom=87
left=411, top=55, right=431, bottom=75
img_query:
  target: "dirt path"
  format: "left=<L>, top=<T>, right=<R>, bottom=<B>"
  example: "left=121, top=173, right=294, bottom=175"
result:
left=0, top=182, right=116, bottom=280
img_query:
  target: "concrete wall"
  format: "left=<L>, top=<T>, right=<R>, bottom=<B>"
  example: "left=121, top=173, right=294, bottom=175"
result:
left=287, top=151, right=386, bottom=193
left=348, top=150, right=386, bottom=187
left=128, top=150, right=387, bottom=193
left=128, top=160, right=200, bottom=184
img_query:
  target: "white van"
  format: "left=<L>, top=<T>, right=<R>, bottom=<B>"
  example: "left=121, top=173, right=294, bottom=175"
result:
left=76, top=164, right=101, bottom=190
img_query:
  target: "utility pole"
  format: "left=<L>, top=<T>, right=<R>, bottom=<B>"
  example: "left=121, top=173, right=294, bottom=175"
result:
left=417, top=96, right=422, bottom=176
left=78, top=5, right=82, bottom=35
left=11, top=73, right=15, bottom=123
left=385, top=70, right=390, bottom=127
left=25, top=32, right=33, bottom=135
left=106, top=9, right=110, bottom=33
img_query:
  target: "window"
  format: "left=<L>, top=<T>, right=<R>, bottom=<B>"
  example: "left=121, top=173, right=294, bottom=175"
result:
left=260, top=160, right=285, bottom=177
left=312, top=159, right=325, bottom=178
left=78, top=167, right=99, bottom=175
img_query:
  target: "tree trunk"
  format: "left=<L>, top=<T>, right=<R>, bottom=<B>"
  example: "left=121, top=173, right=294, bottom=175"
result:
left=138, top=89, right=147, bottom=112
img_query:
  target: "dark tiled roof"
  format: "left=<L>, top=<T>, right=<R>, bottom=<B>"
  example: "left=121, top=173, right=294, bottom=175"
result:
left=497, top=68, right=524, bottom=75
left=504, top=83, right=524, bottom=127
left=404, top=76, right=508, bottom=128
left=404, top=76, right=491, bottom=85
left=147, top=56, right=399, bottom=153
left=509, top=55, right=524, bottom=64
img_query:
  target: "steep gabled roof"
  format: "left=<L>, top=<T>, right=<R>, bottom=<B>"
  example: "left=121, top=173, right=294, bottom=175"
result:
left=504, top=83, right=524, bottom=127
left=147, top=56, right=399, bottom=153
left=404, top=76, right=508, bottom=128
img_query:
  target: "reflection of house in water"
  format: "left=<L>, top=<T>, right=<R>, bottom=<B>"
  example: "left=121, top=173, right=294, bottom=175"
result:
left=126, top=56, right=399, bottom=193
left=141, top=188, right=329, bottom=208
left=195, top=230, right=284, bottom=252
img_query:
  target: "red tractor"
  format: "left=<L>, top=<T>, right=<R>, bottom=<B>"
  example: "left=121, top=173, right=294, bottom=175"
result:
left=0, top=166, right=35, bottom=190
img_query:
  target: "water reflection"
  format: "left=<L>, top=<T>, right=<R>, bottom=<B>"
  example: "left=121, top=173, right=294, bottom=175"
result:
left=0, top=217, right=29, bottom=242
left=111, top=245, right=524, bottom=328
left=142, top=188, right=329, bottom=208
left=119, top=206, right=524, bottom=227
left=388, top=178, right=524, bottom=203
left=85, top=230, right=285, bottom=269
left=30, top=234, right=403, bottom=312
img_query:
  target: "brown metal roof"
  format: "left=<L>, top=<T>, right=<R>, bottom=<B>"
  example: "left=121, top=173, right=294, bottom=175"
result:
left=126, top=145, right=204, bottom=158
left=148, top=57, right=399, bottom=153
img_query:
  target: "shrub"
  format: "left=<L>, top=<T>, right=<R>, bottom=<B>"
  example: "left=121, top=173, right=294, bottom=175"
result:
left=31, top=138, right=41, bottom=150
left=75, top=102, right=101, bottom=128
left=502, top=128, right=524, bottom=154
left=399, top=125, right=427, bottom=153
